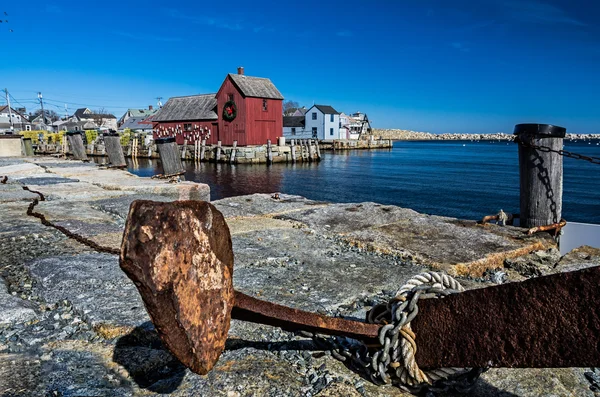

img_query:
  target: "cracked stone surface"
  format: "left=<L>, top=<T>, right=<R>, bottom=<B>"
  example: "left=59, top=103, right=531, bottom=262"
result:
left=0, top=157, right=598, bottom=396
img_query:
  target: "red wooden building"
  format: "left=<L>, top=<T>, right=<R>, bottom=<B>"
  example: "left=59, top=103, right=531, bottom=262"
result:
left=152, top=68, right=283, bottom=146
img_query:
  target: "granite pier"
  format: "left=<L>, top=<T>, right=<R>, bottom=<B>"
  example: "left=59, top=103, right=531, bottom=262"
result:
left=1, top=157, right=599, bottom=396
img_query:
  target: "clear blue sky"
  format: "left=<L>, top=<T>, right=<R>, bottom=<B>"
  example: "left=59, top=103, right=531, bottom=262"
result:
left=1, top=0, right=598, bottom=133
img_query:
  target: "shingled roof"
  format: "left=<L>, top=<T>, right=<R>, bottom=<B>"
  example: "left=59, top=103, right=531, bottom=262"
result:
left=152, top=94, right=218, bottom=122
left=312, top=105, right=339, bottom=115
left=283, top=116, right=305, bottom=128
left=228, top=74, right=284, bottom=100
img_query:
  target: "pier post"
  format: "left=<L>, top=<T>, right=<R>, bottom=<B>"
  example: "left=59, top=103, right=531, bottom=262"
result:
left=515, top=123, right=566, bottom=229
left=103, top=132, right=126, bottom=167
left=156, top=137, right=184, bottom=176
left=201, top=139, right=206, bottom=162
left=231, top=140, right=237, bottom=164
left=290, top=139, right=296, bottom=163
left=66, top=131, right=88, bottom=160
left=314, top=140, right=321, bottom=161
left=181, top=139, right=188, bottom=160
left=216, top=141, right=222, bottom=162
left=194, top=140, right=199, bottom=162
left=22, top=138, right=34, bottom=156
left=267, top=139, right=273, bottom=164
left=308, top=140, right=315, bottom=162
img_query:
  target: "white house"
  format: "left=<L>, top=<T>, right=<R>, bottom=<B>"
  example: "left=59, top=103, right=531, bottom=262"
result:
left=283, top=116, right=312, bottom=139
left=348, top=112, right=371, bottom=139
left=304, top=105, right=341, bottom=140
left=0, top=106, right=31, bottom=133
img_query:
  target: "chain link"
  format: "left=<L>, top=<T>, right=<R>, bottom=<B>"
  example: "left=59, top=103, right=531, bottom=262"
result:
left=304, top=272, right=487, bottom=394
left=515, top=135, right=600, bottom=165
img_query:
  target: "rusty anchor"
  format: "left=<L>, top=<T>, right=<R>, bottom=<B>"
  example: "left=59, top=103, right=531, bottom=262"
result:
left=120, top=200, right=600, bottom=379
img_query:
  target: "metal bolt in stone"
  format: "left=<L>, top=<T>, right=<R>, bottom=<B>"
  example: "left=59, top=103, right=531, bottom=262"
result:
left=120, top=200, right=600, bottom=377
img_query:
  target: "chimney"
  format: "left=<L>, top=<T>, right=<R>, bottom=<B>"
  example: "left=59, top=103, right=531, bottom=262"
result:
left=237, top=66, right=244, bottom=75
left=149, top=105, right=153, bottom=110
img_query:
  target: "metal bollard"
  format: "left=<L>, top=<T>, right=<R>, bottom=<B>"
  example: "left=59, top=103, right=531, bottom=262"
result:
left=514, top=123, right=566, bottom=229
left=155, top=137, right=184, bottom=176
left=66, top=131, right=88, bottom=161
left=103, top=132, right=126, bottom=167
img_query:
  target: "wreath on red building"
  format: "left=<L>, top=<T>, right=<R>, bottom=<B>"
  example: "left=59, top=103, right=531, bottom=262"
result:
left=223, top=100, right=237, bottom=122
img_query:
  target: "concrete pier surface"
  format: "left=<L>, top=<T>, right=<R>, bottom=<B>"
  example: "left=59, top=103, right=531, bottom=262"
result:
left=1, top=156, right=599, bottom=396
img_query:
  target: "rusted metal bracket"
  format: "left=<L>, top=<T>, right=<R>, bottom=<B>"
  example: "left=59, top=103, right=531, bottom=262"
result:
left=480, top=212, right=519, bottom=226
left=526, top=218, right=567, bottom=236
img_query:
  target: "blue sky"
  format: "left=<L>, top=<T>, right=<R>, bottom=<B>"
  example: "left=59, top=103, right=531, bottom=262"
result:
left=1, top=0, right=598, bottom=133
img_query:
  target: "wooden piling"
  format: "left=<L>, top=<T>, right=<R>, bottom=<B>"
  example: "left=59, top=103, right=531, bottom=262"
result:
left=231, top=140, right=237, bottom=164
left=216, top=141, right=222, bottom=162
left=181, top=139, right=188, bottom=160
left=201, top=139, right=206, bottom=162
left=66, top=132, right=88, bottom=160
left=315, top=140, right=321, bottom=160
left=22, top=138, right=34, bottom=156
left=515, top=123, right=566, bottom=229
left=290, top=139, right=296, bottom=162
left=267, top=139, right=273, bottom=164
left=155, top=137, right=184, bottom=176
left=103, top=132, right=126, bottom=167
left=308, top=140, right=315, bottom=162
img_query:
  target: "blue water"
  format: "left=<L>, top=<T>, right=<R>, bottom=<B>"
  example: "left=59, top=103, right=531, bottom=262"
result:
left=124, top=140, right=600, bottom=224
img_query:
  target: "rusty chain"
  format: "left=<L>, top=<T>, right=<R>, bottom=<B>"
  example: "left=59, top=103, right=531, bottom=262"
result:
left=304, top=272, right=487, bottom=393
left=515, top=135, right=600, bottom=165
left=21, top=185, right=120, bottom=255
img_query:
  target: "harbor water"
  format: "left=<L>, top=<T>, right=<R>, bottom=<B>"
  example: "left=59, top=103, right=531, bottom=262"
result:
left=122, top=140, right=600, bottom=224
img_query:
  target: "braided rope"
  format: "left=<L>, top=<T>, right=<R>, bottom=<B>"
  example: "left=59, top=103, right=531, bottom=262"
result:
left=365, top=271, right=472, bottom=391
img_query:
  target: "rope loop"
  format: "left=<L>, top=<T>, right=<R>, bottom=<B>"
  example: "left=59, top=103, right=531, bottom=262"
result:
left=364, top=271, right=483, bottom=392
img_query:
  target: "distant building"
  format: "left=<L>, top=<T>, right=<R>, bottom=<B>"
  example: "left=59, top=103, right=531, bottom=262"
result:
left=152, top=94, right=218, bottom=142
left=118, top=116, right=154, bottom=133
left=0, top=106, right=31, bottom=133
left=292, top=107, right=307, bottom=117
left=348, top=112, right=371, bottom=139
left=153, top=67, right=284, bottom=146
left=304, top=104, right=342, bottom=140
left=72, top=108, right=118, bottom=130
left=283, top=116, right=311, bottom=139
left=339, top=112, right=350, bottom=139
left=118, top=106, right=157, bottom=127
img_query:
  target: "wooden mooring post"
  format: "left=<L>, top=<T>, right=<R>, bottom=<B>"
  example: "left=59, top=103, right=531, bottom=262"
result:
left=314, top=140, right=321, bottom=161
left=290, top=139, right=296, bottom=162
left=103, top=132, right=126, bottom=167
left=181, top=139, right=188, bottom=160
left=230, top=140, right=237, bottom=164
left=267, top=139, right=273, bottom=164
left=200, top=139, right=206, bottom=162
left=514, top=123, right=566, bottom=229
left=308, top=140, right=315, bottom=162
left=22, top=138, right=34, bottom=156
left=215, top=141, right=222, bottom=163
left=66, top=131, right=88, bottom=161
left=156, top=137, right=184, bottom=176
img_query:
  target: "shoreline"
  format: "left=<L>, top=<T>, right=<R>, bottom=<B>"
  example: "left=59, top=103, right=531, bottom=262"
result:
left=372, top=129, right=600, bottom=141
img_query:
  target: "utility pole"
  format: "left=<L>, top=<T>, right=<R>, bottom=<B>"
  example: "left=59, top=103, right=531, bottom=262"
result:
left=64, top=104, right=69, bottom=120
left=4, top=88, right=14, bottom=133
left=38, top=92, right=45, bottom=129
left=156, top=97, right=163, bottom=108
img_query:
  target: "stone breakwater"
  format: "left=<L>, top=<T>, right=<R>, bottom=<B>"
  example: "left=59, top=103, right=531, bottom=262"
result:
left=1, top=157, right=599, bottom=396
left=372, top=129, right=600, bottom=141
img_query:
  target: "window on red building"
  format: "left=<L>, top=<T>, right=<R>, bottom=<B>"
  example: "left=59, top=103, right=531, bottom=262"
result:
left=263, top=99, right=268, bottom=111
left=184, top=123, right=192, bottom=131
left=228, top=94, right=233, bottom=101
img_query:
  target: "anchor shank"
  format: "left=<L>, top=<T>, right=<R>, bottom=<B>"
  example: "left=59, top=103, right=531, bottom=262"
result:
left=233, top=291, right=381, bottom=343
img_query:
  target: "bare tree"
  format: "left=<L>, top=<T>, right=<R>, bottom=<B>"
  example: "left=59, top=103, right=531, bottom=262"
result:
left=91, top=108, right=107, bottom=128
left=283, top=100, right=300, bottom=116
